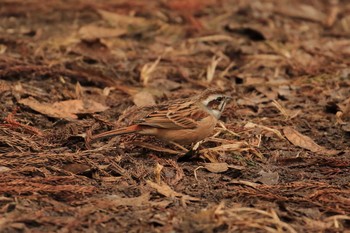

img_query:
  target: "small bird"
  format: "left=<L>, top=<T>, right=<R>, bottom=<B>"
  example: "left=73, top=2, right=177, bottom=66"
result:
left=86, top=89, right=232, bottom=146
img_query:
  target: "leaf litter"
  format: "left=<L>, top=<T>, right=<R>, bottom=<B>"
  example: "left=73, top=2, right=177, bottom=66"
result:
left=0, top=0, right=350, bottom=232
left=283, top=126, right=339, bottom=156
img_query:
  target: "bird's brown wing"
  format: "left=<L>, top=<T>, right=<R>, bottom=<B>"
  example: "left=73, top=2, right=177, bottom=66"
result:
left=136, top=101, right=208, bottom=129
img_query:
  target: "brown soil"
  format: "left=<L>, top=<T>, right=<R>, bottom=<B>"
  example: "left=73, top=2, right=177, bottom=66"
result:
left=1, top=0, right=350, bottom=232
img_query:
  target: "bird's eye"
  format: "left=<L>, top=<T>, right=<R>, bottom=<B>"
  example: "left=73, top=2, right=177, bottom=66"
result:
left=217, top=97, right=223, bottom=101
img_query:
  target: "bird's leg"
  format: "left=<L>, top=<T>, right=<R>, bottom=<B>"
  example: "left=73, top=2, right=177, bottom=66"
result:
left=177, top=140, right=205, bottom=162
left=218, top=121, right=240, bottom=137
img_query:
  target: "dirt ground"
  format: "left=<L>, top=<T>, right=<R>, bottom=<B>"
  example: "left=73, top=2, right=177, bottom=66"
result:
left=1, top=0, right=350, bottom=232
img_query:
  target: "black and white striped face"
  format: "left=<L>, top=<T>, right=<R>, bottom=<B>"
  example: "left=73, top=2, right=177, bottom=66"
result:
left=202, top=94, right=231, bottom=119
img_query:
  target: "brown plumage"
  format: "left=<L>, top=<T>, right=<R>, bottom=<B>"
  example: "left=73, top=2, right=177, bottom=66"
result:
left=86, top=89, right=231, bottom=146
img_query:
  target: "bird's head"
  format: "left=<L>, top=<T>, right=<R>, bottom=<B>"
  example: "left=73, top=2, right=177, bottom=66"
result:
left=199, top=89, right=232, bottom=119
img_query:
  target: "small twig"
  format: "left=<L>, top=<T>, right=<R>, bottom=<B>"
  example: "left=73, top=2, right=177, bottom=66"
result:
left=194, top=166, right=204, bottom=181
left=244, top=122, right=285, bottom=140
left=272, top=100, right=300, bottom=120
left=219, top=61, right=235, bottom=78
left=228, top=179, right=260, bottom=188
left=169, top=141, right=189, bottom=153
left=218, top=121, right=240, bottom=137
left=206, top=55, right=222, bottom=83
left=140, top=56, right=161, bottom=86
left=256, top=134, right=262, bottom=148
left=154, top=162, right=164, bottom=185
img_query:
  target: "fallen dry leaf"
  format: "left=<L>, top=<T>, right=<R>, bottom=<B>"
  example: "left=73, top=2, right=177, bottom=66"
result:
left=19, top=97, right=108, bottom=120
left=133, top=90, right=156, bottom=107
left=257, top=170, right=279, bottom=185
left=276, top=3, right=326, bottom=23
left=283, top=127, right=338, bottom=155
left=105, top=193, right=151, bottom=207
left=62, top=163, right=91, bottom=175
left=94, top=192, right=171, bottom=208
left=228, top=180, right=260, bottom=188
left=244, top=122, right=285, bottom=140
left=146, top=180, right=199, bottom=202
left=0, top=166, right=11, bottom=173
left=140, top=57, right=161, bottom=87
left=203, top=163, right=229, bottom=173
left=272, top=100, right=300, bottom=120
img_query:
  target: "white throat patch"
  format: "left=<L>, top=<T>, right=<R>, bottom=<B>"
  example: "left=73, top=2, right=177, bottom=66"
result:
left=210, top=109, right=221, bottom=119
